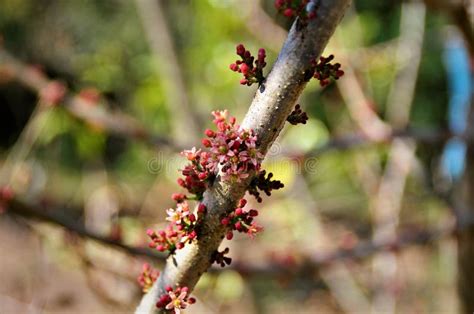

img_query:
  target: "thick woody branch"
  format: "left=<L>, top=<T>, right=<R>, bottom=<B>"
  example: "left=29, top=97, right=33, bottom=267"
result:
left=136, top=1, right=352, bottom=313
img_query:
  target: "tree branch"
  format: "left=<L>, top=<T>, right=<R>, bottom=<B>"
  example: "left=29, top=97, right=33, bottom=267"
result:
left=136, top=1, right=352, bottom=312
left=0, top=49, right=178, bottom=151
left=6, top=198, right=165, bottom=260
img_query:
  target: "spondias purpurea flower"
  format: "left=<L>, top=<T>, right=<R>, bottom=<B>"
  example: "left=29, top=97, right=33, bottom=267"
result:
left=137, top=263, right=159, bottom=293
left=156, top=286, right=196, bottom=313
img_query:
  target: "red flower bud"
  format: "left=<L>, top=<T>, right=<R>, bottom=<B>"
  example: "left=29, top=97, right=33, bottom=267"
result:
left=236, top=44, right=245, bottom=56
left=283, top=8, right=293, bottom=17
left=275, top=0, right=285, bottom=9
left=198, top=203, right=207, bottom=213
left=235, top=221, right=242, bottom=231
left=205, top=129, right=215, bottom=137
left=240, top=63, right=249, bottom=75
left=221, top=217, right=230, bottom=226
left=172, top=193, right=186, bottom=202
left=249, top=209, right=259, bottom=217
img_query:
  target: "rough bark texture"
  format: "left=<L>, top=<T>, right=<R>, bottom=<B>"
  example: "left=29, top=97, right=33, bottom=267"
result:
left=136, top=1, right=352, bottom=313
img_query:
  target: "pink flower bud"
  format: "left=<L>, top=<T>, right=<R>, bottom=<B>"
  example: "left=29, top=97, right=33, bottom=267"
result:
left=172, top=193, right=186, bottom=202
left=221, top=217, right=230, bottom=226
left=226, top=231, right=234, bottom=240
left=147, top=229, right=155, bottom=237
left=240, top=63, right=249, bottom=75
left=234, top=221, right=242, bottom=231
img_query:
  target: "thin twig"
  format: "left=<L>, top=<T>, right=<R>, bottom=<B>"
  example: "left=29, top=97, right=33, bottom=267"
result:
left=134, top=0, right=202, bottom=144
left=0, top=48, right=178, bottom=152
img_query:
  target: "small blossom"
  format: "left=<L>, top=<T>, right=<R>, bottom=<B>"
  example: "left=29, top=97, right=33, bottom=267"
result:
left=137, top=263, right=159, bottom=293
left=181, top=147, right=201, bottom=161
left=156, top=286, right=196, bottom=313
left=247, top=222, right=264, bottom=239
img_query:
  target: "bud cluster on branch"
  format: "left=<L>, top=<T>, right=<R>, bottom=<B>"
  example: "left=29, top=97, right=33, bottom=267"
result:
left=275, top=0, right=318, bottom=21
left=311, top=54, right=344, bottom=86
left=229, top=44, right=267, bottom=86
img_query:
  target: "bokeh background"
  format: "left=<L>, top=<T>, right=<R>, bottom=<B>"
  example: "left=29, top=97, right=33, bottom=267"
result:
left=0, top=0, right=473, bottom=313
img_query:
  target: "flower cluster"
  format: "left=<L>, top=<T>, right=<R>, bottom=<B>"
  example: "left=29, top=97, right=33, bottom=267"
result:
left=180, top=110, right=263, bottom=194
left=248, top=170, right=284, bottom=203
left=229, top=44, right=267, bottom=86
left=221, top=199, right=263, bottom=240
left=311, top=55, right=344, bottom=87
left=287, top=104, right=308, bottom=125
left=156, top=286, right=196, bottom=314
left=275, top=0, right=318, bottom=21
left=137, top=263, right=159, bottom=293
left=147, top=111, right=264, bottom=255
left=211, top=247, right=232, bottom=267
left=147, top=201, right=206, bottom=254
